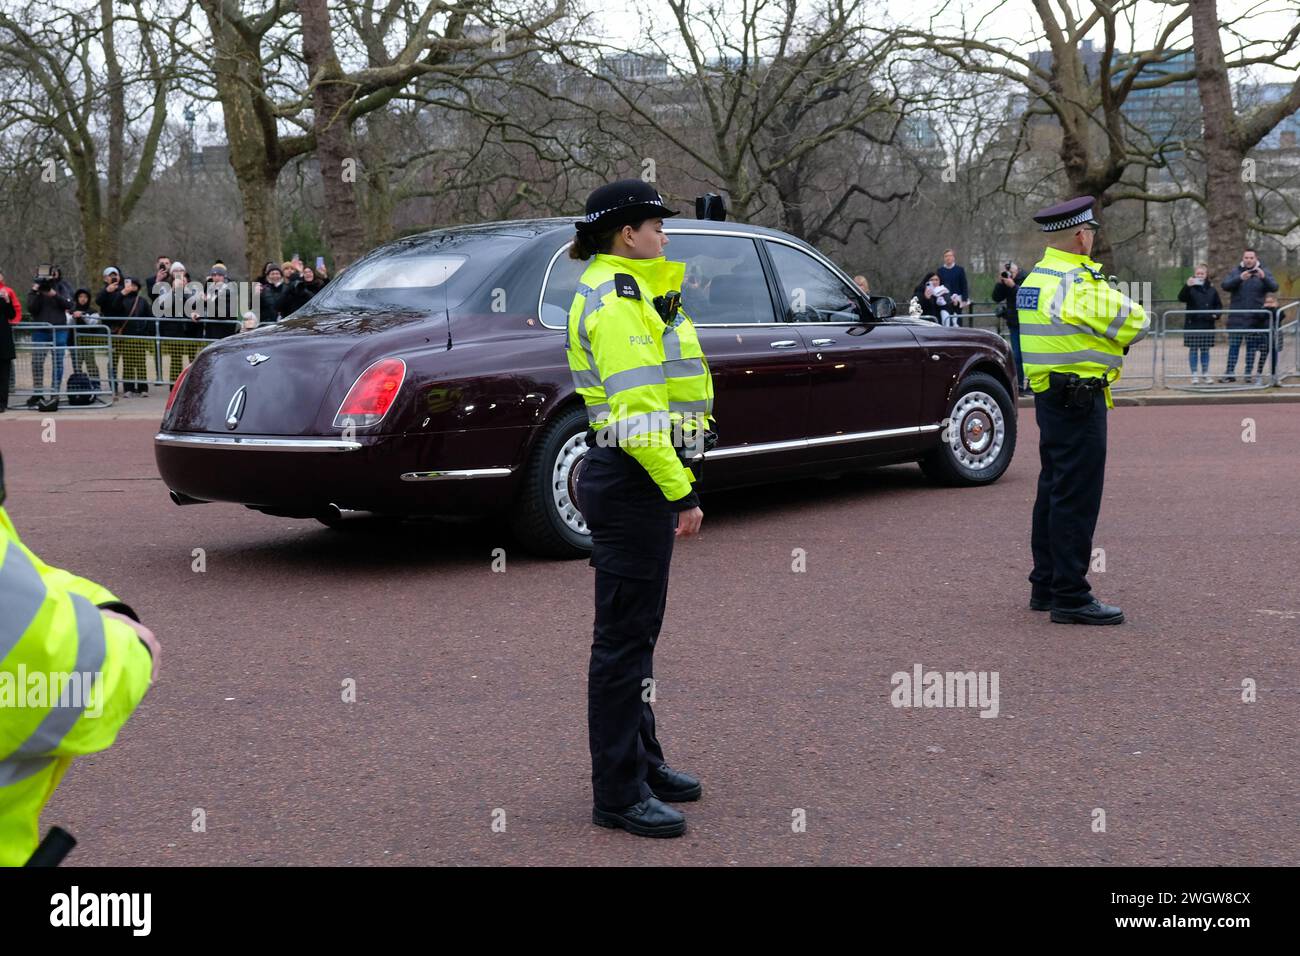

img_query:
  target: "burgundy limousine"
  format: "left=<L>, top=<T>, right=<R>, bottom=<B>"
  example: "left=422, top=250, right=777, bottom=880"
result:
left=155, top=218, right=1018, bottom=557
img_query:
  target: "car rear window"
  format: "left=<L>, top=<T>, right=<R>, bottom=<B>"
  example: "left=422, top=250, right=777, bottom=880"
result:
left=304, top=234, right=525, bottom=314
left=336, top=254, right=467, bottom=291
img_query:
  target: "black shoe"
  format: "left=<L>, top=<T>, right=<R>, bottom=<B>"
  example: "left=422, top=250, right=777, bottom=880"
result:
left=592, top=796, right=685, bottom=838
left=647, top=763, right=702, bottom=802
left=1051, top=600, right=1124, bottom=625
left=1029, top=595, right=1051, bottom=611
left=1221, top=376, right=1236, bottom=383
left=24, top=394, right=41, bottom=408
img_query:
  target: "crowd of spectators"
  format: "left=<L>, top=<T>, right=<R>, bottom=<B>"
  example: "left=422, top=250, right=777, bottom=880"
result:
left=2, top=254, right=327, bottom=410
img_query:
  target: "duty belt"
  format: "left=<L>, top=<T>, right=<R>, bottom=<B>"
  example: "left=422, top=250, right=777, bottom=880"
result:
left=1047, top=370, right=1110, bottom=409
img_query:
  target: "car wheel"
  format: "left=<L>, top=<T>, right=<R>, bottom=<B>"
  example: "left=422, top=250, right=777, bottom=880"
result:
left=920, top=371, right=1017, bottom=486
left=510, top=404, right=592, bottom=558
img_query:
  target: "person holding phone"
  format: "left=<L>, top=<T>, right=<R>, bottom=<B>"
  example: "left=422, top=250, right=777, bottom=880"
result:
left=1177, top=264, right=1221, bottom=384
left=1220, top=248, right=1278, bottom=383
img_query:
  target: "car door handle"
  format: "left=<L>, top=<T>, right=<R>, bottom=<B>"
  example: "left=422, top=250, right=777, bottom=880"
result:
left=811, top=338, right=835, bottom=346
left=769, top=340, right=799, bottom=349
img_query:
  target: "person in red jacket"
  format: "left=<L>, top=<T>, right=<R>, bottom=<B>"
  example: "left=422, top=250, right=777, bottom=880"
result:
left=0, top=268, right=20, bottom=412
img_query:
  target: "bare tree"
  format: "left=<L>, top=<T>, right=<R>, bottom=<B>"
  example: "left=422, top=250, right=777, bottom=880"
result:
left=1189, top=0, right=1300, bottom=280
left=0, top=2, right=187, bottom=274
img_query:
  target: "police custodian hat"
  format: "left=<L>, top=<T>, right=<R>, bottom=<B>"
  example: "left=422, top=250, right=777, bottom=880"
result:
left=576, top=179, right=678, bottom=234
left=1033, top=196, right=1100, bottom=232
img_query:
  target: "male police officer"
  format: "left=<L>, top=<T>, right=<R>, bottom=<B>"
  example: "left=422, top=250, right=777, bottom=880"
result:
left=0, top=450, right=158, bottom=864
left=1017, top=197, right=1149, bottom=625
left=565, top=180, right=714, bottom=837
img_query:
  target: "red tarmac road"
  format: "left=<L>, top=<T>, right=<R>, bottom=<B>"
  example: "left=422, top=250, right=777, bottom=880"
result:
left=1, top=404, right=1297, bottom=866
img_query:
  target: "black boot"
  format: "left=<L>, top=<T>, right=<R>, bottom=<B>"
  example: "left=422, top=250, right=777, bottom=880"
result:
left=1051, top=599, right=1124, bottom=625
left=592, top=796, right=686, bottom=838
left=647, top=763, right=702, bottom=802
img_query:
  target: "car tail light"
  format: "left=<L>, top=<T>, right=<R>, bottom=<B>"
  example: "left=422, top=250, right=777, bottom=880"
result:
left=165, top=363, right=191, bottom=412
left=334, top=358, right=406, bottom=428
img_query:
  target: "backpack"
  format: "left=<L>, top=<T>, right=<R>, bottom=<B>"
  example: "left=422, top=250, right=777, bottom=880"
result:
left=67, top=372, right=96, bottom=405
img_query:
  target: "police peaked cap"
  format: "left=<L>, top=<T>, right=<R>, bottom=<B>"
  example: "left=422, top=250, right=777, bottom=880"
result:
left=576, top=179, right=678, bottom=234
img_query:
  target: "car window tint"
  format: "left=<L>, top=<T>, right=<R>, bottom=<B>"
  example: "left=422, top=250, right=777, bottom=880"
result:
left=667, top=234, right=774, bottom=325
left=541, top=245, right=584, bottom=328
left=765, top=242, right=860, bottom=322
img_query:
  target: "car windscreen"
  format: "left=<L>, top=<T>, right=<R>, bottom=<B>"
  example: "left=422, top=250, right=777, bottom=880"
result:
left=304, top=234, right=526, bottom=313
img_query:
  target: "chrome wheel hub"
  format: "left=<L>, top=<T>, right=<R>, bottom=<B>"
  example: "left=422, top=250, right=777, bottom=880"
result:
left=948, top=390, right=1005, bottom=471
left=553, top=432, right=589, bottom=535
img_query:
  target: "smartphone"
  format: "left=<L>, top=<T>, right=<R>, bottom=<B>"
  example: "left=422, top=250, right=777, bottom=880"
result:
left=36, top=263, right=53, bottom=279
left=315, top=256, right=325, bottom=271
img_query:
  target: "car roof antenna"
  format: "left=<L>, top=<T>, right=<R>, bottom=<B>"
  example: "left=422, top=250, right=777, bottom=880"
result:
left=441, top=263, right=452, bottom=350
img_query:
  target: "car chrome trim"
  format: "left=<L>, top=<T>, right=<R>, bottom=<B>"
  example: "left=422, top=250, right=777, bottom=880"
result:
left=706, top=424, right=942, bottom=459
left=400, top=468, right=514, bottom=481
left=154, top=433, right=362, bottom=452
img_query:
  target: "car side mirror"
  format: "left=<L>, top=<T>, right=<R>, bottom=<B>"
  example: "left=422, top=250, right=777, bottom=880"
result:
left=865, top=295, right=896, bottom=320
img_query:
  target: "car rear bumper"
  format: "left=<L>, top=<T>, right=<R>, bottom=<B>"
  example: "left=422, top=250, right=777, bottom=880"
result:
left=154, top=430, right=523, bottom=514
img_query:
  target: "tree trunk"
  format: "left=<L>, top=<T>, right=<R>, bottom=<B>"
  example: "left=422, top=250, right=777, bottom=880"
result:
left=100, top=0, right=125, bottom=268
left=1190, top=0, right=1246, bottom=284
left=299, top=0, right=366, bottom=267
left=202, top=0, right=285, bottom=277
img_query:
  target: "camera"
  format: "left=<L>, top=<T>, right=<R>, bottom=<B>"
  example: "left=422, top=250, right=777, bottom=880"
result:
left=1000, top=261, right=1014, bottom=279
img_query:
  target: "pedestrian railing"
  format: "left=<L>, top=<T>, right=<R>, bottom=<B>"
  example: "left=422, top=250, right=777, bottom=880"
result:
left=11, top=322, right=116, bottom=407
left=1159, top=310, right=1279, bottom=392
left=7, top=317, right=246, bottom=406
left=1274, top=302, right=1300, bottom=388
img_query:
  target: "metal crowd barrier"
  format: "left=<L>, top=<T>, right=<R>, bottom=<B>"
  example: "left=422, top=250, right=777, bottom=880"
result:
left=1274, top=301, right=1300, bottom=388
left=10, top=322, right=116, bottom=407
left=100, top=316, right=242, bottom=391
left=6, top=317, right=245, bottom=406
left=1160, top=309, right=1281, bottom=392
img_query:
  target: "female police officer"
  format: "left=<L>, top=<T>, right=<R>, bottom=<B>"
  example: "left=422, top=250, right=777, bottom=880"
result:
left=566, top=179, right=714, bottom=838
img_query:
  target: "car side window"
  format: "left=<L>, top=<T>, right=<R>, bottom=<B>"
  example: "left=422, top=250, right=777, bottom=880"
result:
left=665, top=234, right=776, bottom=325
left=765, top=241, right=862, bottom=323
left=540, top=246, right=584, bottom=329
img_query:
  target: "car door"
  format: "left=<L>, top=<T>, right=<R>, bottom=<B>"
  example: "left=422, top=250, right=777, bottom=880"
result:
left=663, top=230, right=813, bottom=481
left=762, top=238, right=928, bottom=462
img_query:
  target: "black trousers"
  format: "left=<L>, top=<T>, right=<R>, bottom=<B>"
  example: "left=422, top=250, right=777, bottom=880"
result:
left=576, top=443, right=676, bottom=809
left=1029, top=387, right=1108, bottom=609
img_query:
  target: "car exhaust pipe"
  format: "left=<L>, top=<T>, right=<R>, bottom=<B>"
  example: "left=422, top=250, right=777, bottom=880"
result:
left=170, top=491, right=208, bottom=506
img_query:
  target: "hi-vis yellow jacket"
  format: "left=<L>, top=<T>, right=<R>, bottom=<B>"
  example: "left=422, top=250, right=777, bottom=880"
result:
left=0, top=506, right=152, bottom=866
left=1017, top=247, right=1150, bottom=408
left=566, top=253, right=715, bottom=503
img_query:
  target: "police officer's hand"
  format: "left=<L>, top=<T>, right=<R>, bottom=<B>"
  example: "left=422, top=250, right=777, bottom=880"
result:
left=101, top=610, right=161, bottom=682
left=676, top=506, right=703, bottom=538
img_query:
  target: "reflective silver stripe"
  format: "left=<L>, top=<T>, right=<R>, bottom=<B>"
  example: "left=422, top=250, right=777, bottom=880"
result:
left=0, top=594, right=108, bottom=788
left=1047, top=268, right=1088, bottom=325
left=1105, top=299, right=1132, bottom=340
left=10, top=596, right=106, bottom=757
left=603, top=364, right=666, bottom=396
left=1128, top=313, right=1152, bottom=346
left=586, top=403, right=610, bottom=423
left=580, top=281, right=616, bottom=322
left=670, top=399, right=712, bottom=414
left=0, top=542, right=45, bottom=663
left=571, top=368, right=602, bottom=389
left=664, top=356, right=706, bottom=378
left=597, top=411, right=673, bottom=444
left=1022, top=350, right=1122, bottom=368
left=0, top=754, right=54, bottom=787
left=662, top=327, right=682, bottom=361
left=1030, top=267, right=1068, bottom=278
left=1019, top=322, right=1102, bottom=338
